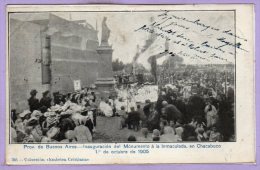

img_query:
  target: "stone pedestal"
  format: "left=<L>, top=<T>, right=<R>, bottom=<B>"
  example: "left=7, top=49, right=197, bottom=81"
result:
left=95, top=45, right=115, bottom=97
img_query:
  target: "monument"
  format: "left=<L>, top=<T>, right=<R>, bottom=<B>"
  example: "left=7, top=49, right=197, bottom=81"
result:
left=95, top=17, right=115, bottom=95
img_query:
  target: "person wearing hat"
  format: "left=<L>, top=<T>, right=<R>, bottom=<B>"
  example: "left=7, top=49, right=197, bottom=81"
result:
left=19, top=110, right=31, bottom=124
left=41, top=112, right=58, bottom=135
left=31, top=110, right=43, bottom=120
left=40, top=90, right=52, bottom=109
left=28, top=89, right=40, bottom=112
left=27, top=117, right=43, bottom=142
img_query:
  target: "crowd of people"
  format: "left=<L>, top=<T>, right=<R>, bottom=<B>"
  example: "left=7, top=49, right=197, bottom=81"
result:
left=116, top=67, right=235, bottom=142
left=11, top=88, right=98, bottom=143
left=10, top=67, right=235, bottom=143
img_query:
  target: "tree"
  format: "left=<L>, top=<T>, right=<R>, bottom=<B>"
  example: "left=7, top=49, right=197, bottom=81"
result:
left=112, top=59, right=125, bottom=71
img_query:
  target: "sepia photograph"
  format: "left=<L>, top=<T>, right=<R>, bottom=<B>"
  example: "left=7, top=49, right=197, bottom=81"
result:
left=4, top=4, right=256, bottom=165
left=8, top=9, right=237, bottom=144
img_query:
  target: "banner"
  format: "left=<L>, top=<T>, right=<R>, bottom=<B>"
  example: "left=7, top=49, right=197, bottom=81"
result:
left=73, top=80, right=81, bottom=91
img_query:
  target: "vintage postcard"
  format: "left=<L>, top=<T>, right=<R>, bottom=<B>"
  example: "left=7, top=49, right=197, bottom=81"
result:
left=6, top=4, right=255, bottom=164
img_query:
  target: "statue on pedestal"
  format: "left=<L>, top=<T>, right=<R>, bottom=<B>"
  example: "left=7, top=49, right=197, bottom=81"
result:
left=95, top=16, right=115, bottom=96
left=101, top=17, right=110, bottom=46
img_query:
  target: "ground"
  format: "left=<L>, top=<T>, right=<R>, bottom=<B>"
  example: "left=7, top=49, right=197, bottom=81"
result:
left=93, top=116, right=146, bottom=142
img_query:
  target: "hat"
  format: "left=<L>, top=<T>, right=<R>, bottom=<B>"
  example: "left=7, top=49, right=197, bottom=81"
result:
left=44, top=111, right=56, bottom=117
left=42, top=90, right=49, bottom=96
left=27, top=117, right=38, bottom=126
left=31, top=110, right=42, bottom=118
left=49, top=105, right=62, bottom=112
left=152, top=129, right=160, bottom=138
left=60, top=109, right=74, bottom=116
left=30, top=89, right=38, bottom=96
left=19, top=110, right=31, bottom=118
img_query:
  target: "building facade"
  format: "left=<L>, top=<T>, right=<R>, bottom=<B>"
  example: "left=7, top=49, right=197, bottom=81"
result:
left=10, top=14, right=101, bottom=112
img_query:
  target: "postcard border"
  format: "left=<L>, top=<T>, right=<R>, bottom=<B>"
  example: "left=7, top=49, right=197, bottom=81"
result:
left=0, top=0, right=259, bottom=170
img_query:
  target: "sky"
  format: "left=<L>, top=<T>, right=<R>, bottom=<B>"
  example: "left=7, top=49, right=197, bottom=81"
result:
left=11, top=11, right=240, bottom=69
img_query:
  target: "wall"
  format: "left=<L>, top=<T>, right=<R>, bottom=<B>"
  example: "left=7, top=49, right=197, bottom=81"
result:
left=48, top=15, right=100, bottom=93
left=9, top=19, right=49, bottom=112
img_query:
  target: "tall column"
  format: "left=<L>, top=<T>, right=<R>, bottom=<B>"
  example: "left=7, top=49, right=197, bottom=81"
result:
left=95, top=45, right=115, bottom=94
left=97, top=46, right=113, bottom=78
left=95, top=17, right=115, bottom=96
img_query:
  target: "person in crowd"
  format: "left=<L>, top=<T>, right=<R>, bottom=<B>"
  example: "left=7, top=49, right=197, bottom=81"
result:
left=137, top=128, right=150, bottom=142
left=169, top=120, right=175, bottom=129
left=58, top=114, right=76, bottom=141
left=60, top=130, right=77, bottom=143
left=160, top=124, right=177, bottom=142
left=99, top=98, right=113, bottom=117
left=19, top=110, right=31, bottom=125
left=118, top=106, right=127, bottom=129
left=128, top=135, right=137, bottom=142
left=196, top=126, right=207, bottom=142
left=159, top=119, right=167, bottom=135
left=209, top=125, right=222, bottom=142
left=152, top=129, right=160, bottom=141
left=175, top=126, right=184, bottom=142
left=40, top=91, right=52, bottom=109
left=27, top=117, right=43, bottom=142
left=28, top=89, right=40, bottom=112
left=162, top=101, right=182, bottom=123
left=156, top=91, right=167, bottom=114
left=11, top=109, right=17, bottom=127
left=147, top=104, right=160, bottom=132
left=11, top=65, right=234, bottom=143
left=126, top=107, right=140, bottom=131
left=11, top=127, right=17, bottom=143
left=143, top=99, right=151, bottom=118
left=74, top=124, right=92, bottom=142
left=136, top=104, right=146, bottom=128
left=41, top=111, right=58, bottom=135
left=163, top=121, right=175, bottom=135
left=204, top=101, right=218, bottom=128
